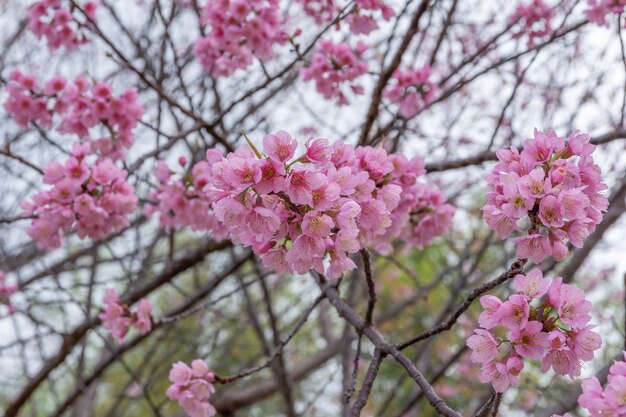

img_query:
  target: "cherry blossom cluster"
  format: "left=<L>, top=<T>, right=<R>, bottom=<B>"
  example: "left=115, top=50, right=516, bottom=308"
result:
left=301, top=40, right=368, bottom=106
left=147, top=131, right=454, bottom=278
left=297, top=0, right=336, bottom=24
left=145, top=158, right=228, bottom=236
left=4, top=70, right=144, bottom=161
left=508, top=0, right=555, bottom=47
left=167, top=359, right=217, bottom=417
left=27, top=0, right=97, bottom=51
left=22, top=143, right=138, bottom=249
left=371, top=160, right=455, bottom=254
left=98, top=288, right=153, bottom=342
left=347, top=0, right=395, bottom=34
left=193, top=0, right=288, bottom=78
left=483, top=129, right=608, bottom=264
left=585, top=0, right=626, bottom=26
left=0, top=271, right=18, bottom=314
left=467, top=269, right=601, bottom=393
left=383, top=66, right=437, bottom=118
left=577, top=352, right=626, bottom=416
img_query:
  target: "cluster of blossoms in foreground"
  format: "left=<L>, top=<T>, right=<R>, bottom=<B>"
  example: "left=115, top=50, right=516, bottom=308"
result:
left=383, top=66, right=437, bottom=118
left=98, top=289, right=153, bottom=342
left=577, top=353, right=626, bottom=416
left=22, top=143, right=138, bottom=249
left=4, top=70, right=144, bottom=161
left=27, top=0, right=97, bottom=51
left=508, top=0, right=555, bottom=47
left=585, top=0, right=626, bottom=26
left=483, top=129, right=607, bottom=264
left=467, top=269, right=601, bottom=392
left=148, top=131, right=454, bottom=278
left=193, top=0, right=289, bottom=77
left=0, top=271, right=18, bottom=315
left=301, top=40, right=368, bottom=106
left=167, top=360, right=217, bottom=417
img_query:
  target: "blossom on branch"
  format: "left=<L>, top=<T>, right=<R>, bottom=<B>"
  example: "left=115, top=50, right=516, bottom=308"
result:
left=301, top=40, right=368, bottom=106
left=467, top=269, right=601, bottom=393
left=167, top=359, right=217, bottom=417
left=146, top=131, right=454, bottom=278
left=4, top=70, right=144, bottom=161
left=193, top=0, right=289, bottom=77
left=483, top=129, right=607, bottom=264
left=22, top=144, right=138, bottom=249
left=98, top=288, right=153, bottom=342
left=27, top=0, right=98, bottom=51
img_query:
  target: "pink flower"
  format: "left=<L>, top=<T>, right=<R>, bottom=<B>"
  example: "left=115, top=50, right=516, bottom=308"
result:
left=498, top=294, right=529, bottom=330
left=480, top=357, right=522, bottom=393
left=514, top=269, right=550, bottom=299
left=263, top=131, right=297, bottom=162
left=302, top=138, right=331, bottom=165
left=514, top=233, right=551, bottom=264
left=467, top=329, right=500, bottom=363
left=521, top=129, right=564, bottom=164
left=538, top=195, right=564, bottom=228
left=511, top=321, right=549, bottom=360
left=383, top=66, right=437, bottom=117
left=482, top=206, right=517, bottom=239
left=193, top=0, right=287, bottom=77
left=167, top=359, right=216, bottom=417
left=478, top=295, right=502, bottom=329
left=548, top=278, right=592, bottom=328
left=519, top=168, right=551, bottom=199
left=302, top=211, right=334, bottom=238
left=169, top=362, right=193, bottom=386
left=301, top=40, right=368, bottom=105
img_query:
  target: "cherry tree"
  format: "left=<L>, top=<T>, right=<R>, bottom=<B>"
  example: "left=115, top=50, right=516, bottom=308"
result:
left=1, top=0, right=626, bottom=416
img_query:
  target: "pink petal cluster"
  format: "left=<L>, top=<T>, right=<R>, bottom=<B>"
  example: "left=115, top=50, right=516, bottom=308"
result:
left=0, top=271, right=18, bottom=314
left=585, top=0, right=626, bottom=26
left=467, top=269, right=601, bottom=393
left=98, top=288, right=153, bottom=342
left=383, top=66, right=437, bottom=118
left=301, top=40, right=368, bottom=106
left=578, top=352, right=626, bottom=416
left=4, top=70, right=144, bottom=161
left=27, top=0, right=97, bottom=51
left=166, top=359, right=217, bottom=417
left=508, top=0, right=555, bottom=47
left=193, top=0, right=288, bottom=78
left=371, top=156, right=455, bottom=253
left=347, top=0, right=395, bottom=34
left=145, top=157, right=228, bottom=236
left=297, top=0, right=337, bottom=24
left=147, top=131, right=453, bottom=278
left=483, top=129, right=607, bottom=264
left=21, top=143, right=138, bottom=250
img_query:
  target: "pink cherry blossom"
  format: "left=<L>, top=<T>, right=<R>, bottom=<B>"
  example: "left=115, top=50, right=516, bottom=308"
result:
left=27, top=1, right=98, bottom=51
left=486, top=129, right=606, bottom=263
left=585, top=0, right=626, bottom=26
left=467, top=329, right=500, bottom=363
left=193, top=0, right=289, bottom=77
left=167, top=359, right=216, bottom=417
left=383, top=66, right=437, bottom=118
left=98, top=289, right=153, bottom=342
left=301, top=40, right=368, bottom=105
left=468, top=271, right=600, bottom=393
left=24, top=154, right=138, bottom=250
